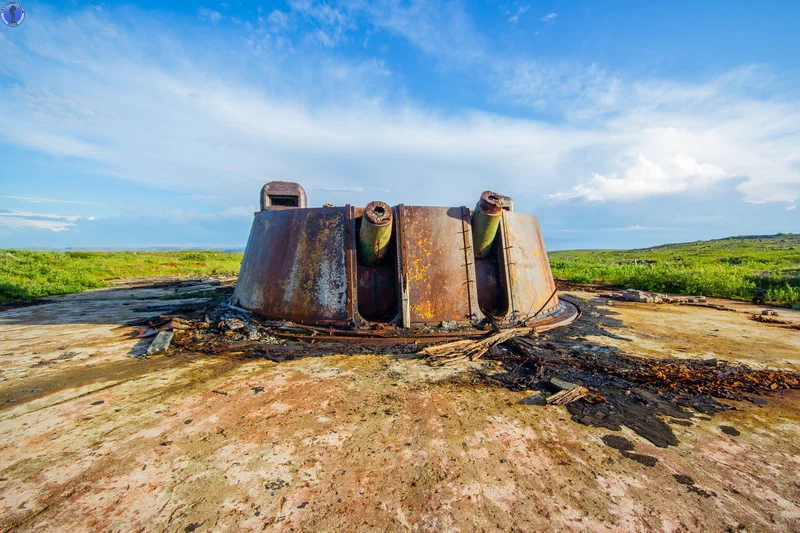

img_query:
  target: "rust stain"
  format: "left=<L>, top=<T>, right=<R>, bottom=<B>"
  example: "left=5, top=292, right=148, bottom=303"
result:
left=411, top=300, right=436, bottom=321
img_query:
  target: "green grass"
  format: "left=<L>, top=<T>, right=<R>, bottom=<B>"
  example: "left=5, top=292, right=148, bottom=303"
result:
left=2, top=233, right=799, bottom=308
left=550, top=234, right=800, bottom=308
left=0, top=251, right=242, bottom=301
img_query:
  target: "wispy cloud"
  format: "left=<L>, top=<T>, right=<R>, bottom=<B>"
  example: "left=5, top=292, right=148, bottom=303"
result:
left=306, top=186, right=399, bottom=194
left=0, top=1, right=797, bottom=247
left=0, top=216, right=74, bottom=232
left=267, top=9, right=290, bottom=30
left=197, top=7, right=222, bottom=24
left=116, top=206, right=254, bottom=222
left=2, top=196, right=100, bottom=205
left=0, top=210, right=95, bottom=232
left=553, top=225, right=679, bottom=234
left=500, top=65, right=800, bottom=205
left=540, top=13, right=557, bottom=23
left=508, top=5, right=529, bottom=25
left=288, top=0, right=356, bottom=47
left=676, top=215, right=723, bottom=223
left=340, top=0, right=487, bottom=65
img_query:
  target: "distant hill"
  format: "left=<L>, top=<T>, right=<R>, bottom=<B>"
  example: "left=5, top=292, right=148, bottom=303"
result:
left=549, top=234, right=799, bottom=307
left=629, top=233, right=800, bottom=253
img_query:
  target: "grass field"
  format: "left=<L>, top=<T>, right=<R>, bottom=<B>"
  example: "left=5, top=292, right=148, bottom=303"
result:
left=0, top=251, right=242, bottom=301
left=550, top=234, right=800, bottom=308
left=1, top=234, right=798, bottom=307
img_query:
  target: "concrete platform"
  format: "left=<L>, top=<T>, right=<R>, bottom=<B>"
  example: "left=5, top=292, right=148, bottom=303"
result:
left=1, top=279, right=799, bottom=532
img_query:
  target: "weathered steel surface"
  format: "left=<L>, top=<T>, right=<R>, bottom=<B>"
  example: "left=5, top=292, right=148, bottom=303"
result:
left=260, top=181, right=307, bottom=209
left=233, top=207, right=351, bottom=324
left=398, top=206, right=482, bottom=326
left=356, top=262, right=399, bottom=322
left=474, top=253, right=508, bottom=318
left=499, top=210, right=560, bottom=322
left=235, top=182, right=567, bottom=330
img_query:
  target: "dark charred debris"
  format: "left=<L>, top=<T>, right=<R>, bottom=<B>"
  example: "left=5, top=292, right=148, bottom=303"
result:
left=133, top=290, right=800, bottom=449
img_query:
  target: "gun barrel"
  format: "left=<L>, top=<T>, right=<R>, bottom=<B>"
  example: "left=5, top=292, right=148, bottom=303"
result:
left=358, top=201, right=393, bottom=266
left=471, top=191, right=504, bottom=259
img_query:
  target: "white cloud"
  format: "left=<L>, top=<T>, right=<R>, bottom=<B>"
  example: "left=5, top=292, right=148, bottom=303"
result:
left=2, top=196, right=99, bottom=205
left=498, top=62, right=619, bottom=116
left=0, top=3, right=798, bottom=227
left=676, top=215, right=723, bottom=223
left=508, top=6, right=530, bottom=25
left=267, top=10, right=289, bottom=29
left=0, top=210, right=96, bottom=232
left=0, top=216, right=74, bottom=232
left=549, top=153, right=730, bottom=201
left=198, top=7, right=222, bottom=23
left=0, top=8, right=581, bottom=209
left=553, top=225, right=678, bottom=234
left=341, top=0, right=487, bottom=65
left=116, top=206, right=254, bottom=222
left=289, top=0, right=356, bottom=47
left=540, top=13, right=557, bottom=23
left=1, top=210, right=83, bottom=221
left=500, top=65, right=800, bottom=204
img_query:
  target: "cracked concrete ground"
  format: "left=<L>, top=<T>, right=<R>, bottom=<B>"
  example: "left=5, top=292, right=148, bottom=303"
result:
left=1, top=280, right=799, bottom=532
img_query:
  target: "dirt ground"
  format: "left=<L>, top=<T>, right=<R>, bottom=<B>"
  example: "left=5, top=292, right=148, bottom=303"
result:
left=1, top=279, right=799, bottom=532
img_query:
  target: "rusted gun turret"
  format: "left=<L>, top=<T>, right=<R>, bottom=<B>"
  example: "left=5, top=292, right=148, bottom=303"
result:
left=233, top=182, right=576, bottom=332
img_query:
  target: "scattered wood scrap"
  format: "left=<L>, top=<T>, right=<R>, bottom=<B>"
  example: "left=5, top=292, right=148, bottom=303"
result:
left=146, top=330, right=174, bottom=355
left=134, top=318, right=188, bottom=338
left=750, top=314, right=788, bottom=325
left=546, top=386, right=589, bottom=405
left=422, top=328, right=531, bottom=365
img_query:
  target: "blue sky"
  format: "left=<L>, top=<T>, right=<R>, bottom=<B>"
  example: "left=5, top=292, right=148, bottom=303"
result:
left=1, top=1, right=798, bottom=250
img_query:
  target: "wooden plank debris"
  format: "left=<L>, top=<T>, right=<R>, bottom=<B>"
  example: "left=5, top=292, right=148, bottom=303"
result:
left=546, top=386, right=589, bottom=405
left=422, top=328, right=531, bottom=365
left=146, top=330, right=174, bottom=355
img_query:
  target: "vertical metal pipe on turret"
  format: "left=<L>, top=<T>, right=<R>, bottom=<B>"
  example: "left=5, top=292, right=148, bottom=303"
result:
left=358, top=201, right=393, bottom=266
left=471, top=191, right=504, bottom=259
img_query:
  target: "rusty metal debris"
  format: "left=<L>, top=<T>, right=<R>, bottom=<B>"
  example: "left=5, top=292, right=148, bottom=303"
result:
left=605, top=289, right=708, bottom=304
left=232, top=181, right=577, bottom=334
left=497, top=328, right=800, bottom=400
left=466, top=299, right=800, bottom=447
left=749, top=314, right=800, bottom=331
left=134, top=318, right=187, bottom=338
